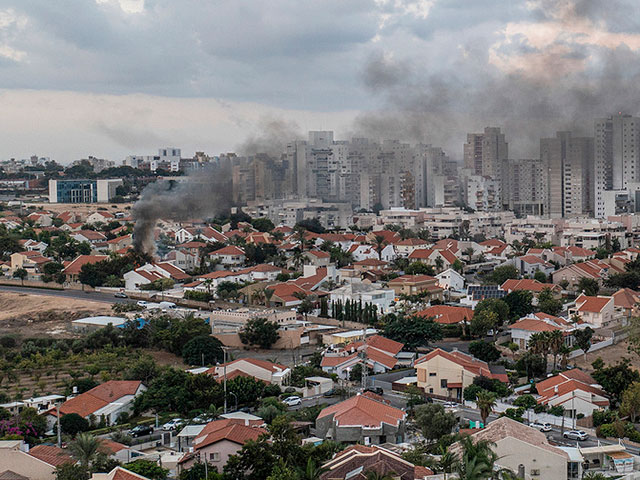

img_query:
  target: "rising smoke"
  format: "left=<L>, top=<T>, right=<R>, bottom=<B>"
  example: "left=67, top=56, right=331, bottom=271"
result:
left=354, top=0, right=640, bottom=157
left=132, top=163, right=232, bottom=254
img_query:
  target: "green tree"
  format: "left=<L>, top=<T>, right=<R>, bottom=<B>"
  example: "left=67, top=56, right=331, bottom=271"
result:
left=43, top=261, right=64, bottom=275
left=60, top=413, right=89, bottom=436
left=414, top=403, right=457, bottom=444
left=239, top=317, right=280, bottom=349
left=468, top=341, right=500, bottom=362
left=513, top=394, right=537, bottom=410
left=620, top=381, right=640, bottom=423
left=574, top=327, right=594, bottom=362
left=503, top=290, right=534, bottom=321
left=68, top=433, right=102, bottom=470
left=474, top=299, right=510, bottom=327
left=537, top=288, right=562, bottom=316
left=454, top=436, right=497, bottom=480
left=405, top=261, right=436, bottom=276
left=533, top=270, right=548, bottom=283
left=251, top=217, right=275, bottom=232
left=383, top=314, right=443, bottom=349
left=488, top=265, right=519, bottom=285
left=124, top=460, right=169, bottom=480
left=470, top=310, right=498, bottom=338
left=296, top=457, right=328, bottom=480
left=13, top=267, right=27, bottom=285
left=577, top=277, right=600, bottom=296
left=592, top=358, right=640, bottom=406
left=404, top=384, right=427, bottom=412
left=476, top=390, right=497, bottom=426
left=55, top=464, right=90, bottom=480
left=182, top=335, right=224, bottom=366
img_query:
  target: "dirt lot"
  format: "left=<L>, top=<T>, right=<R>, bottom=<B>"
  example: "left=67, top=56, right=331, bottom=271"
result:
left=572, top=340, right=640, bottom=372
left=0, top=291, right=112, bottom=338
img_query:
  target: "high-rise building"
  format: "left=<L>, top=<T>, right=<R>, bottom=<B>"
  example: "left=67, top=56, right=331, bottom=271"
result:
left=463, top=127, right=508, bottom=209
left=594, top=114, right=640, bottom=217
left=541, top=131, right=594, bottom=218
left=503, top=158, right=546, bottom=216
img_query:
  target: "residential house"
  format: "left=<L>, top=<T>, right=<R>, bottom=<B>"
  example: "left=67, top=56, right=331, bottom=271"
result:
left=415, top=348, right=508, bottom=400
left=91, top=467, right=152, bottom=480
left=106, top=234, right=132, bottom=253
left=165, top=249, right=198, bottom=272
left=18, top=239, right=48, bottom=253
left=206, top=358, right=291, bottom=386
left=26, top=211, right=53, bottom=227
left=387, top=274, right=443, bottom=300
left=47, top=380, right=146, bottom=427
left=416, top=305, right=473, bottom=326
left=179, top=419, right=266, bottom=471
left=329, top=282, right=395, bottom=314
left=392, top=238, right=430, bottom=257
left=569, top=294, right=615, bottom=327
left=552, top=259, right=613, bottom=290
left=71, top=229, right=107, bottom=245
left=449, top=417, right=574, bottom=480
left=10, top=251, right=51, bottom=274
left=86, top=211, right=115, bottom=225
left=0, top=440, right=64, bottom=480
left=209, top=246, right=246, bottom=269
left=62, top=254, right=109, bottom=282
left=509, top=313, right=572, bottom=350
left=320, top=353, right=361, bottom=379
left=305, top=250, right=331, bottom=267
left=435, top=268, right=466, bottom=292
left=320, top=445, right=433, bottom=480
left=535, top=369, right=609, bottom=417
left=316, top=393, right=406, bottom=445
left=408, top=248, right=458, bottom=271
left=511, top=255, right=554, bottom=278
left=612, top=288, right=640, bottom=322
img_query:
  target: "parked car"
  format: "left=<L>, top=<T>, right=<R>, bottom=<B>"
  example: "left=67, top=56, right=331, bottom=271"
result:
left=283, top=396, right=302, bottom=407
left=443, top=401, right=458, bottom=409
left=364, top=387, right=384, bottom=396
left=114, top=292, right=128, bottom=298
left=136, top=300, right=148, bottom=307
left=192, top=414, right=214, bottom=425
left=530, top=421, right=553, bottom=432
left=129, top=425, right=153, bottom=438
left=162, top=418, right=184, bottom=431
left=323, top=389, right=337, bottom=397
left=564, top=430, right=588, bottom=441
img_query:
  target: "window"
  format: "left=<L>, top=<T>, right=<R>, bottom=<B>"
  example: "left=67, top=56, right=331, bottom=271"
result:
left=429, top=372, right=436, bottom=377
left=210, top=452, right=221, bottom=462
left=441, top=379, right=448, bottom=388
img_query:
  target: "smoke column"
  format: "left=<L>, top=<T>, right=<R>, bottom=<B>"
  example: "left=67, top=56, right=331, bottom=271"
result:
left=354, top=0, right=640, bottom=157
left=132, top=163, right=232, bottom=254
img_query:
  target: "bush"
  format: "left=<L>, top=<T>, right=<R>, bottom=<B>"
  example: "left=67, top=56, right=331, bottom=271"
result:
left=533, top=403, right=548, bottom=414
left=593, top=409, right=618, bottom=427
left=184, top=290, right=213, bottom=302
left=513, top=394, right=537, bottom=410
left=60, top=413, right=89, bottom=436
left=469, top=340, right=501, bottom=362
left=548, top=405, right=564, bottom=417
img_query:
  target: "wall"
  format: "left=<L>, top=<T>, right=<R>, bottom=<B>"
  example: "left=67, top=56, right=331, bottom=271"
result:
left=0, top=448, right=56, bottom=480
left=213, top=328, right=303, bottom=350
left=494, top=437, right=567, bottom=480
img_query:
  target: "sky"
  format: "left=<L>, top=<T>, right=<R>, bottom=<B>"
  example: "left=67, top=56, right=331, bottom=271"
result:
left=1, top=0, right=640, bottom=162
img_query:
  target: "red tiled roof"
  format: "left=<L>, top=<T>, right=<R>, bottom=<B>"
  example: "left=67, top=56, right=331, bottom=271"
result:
left=613, top=288, right=640, bottom=310
left=63, top=255, right=108, bottom=275
left=417, top=305, right=473, bottom=324
left=366, top=334, right=404, bottom=355
left=308, top=250, right=330, bottom=258
left=29, top=445, right=73, bottom=467
left=509, top=318, right=563, bottom=332
left=576, top=295, right=612, bottom=313
left=353, top=258, right=387, bottom=266
left=210, top=245, right=245, bottom=256
left=519, top=255, right=551, bottom=266
left=394, top=238, right=429, bottom=246
left=194, top=419, right=267, bottom=450
left=501, top=279, right=558, bottom=293
left=317, top=394, right=405, bottom=429
left=154, top=262, right=190, bottom=280
left=567, top=246, right=595, bottom=257
left=408, top=248, right=434, bottom=260
left=59, top=380, right=141, bottom=418
left=177, top=241, right=207, bottom=249
left=321, top=353, right=359, bottom=368
left=416, top=348, right=507, bottom=382
left=366, top=348, right=397, bottom=369
left=388, top=274, right=436, bottom=284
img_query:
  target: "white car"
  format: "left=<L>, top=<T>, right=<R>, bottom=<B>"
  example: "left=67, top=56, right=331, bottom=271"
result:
left=162, top=418, right=184, bottom=431
left=564, top=430, right=588, bottom=441
left=530, top=421, right=553, bottom=432
left=443, top=401, right=458, bottom=409
left=283, top=396, right=302, bottom=407
left=137, top=300, right=148, bottom=307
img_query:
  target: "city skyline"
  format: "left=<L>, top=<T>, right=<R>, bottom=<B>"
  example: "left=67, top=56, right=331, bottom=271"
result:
left=2, top=0, right=640, bottom=161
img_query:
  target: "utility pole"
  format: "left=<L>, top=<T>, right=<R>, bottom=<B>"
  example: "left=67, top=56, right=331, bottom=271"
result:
left=361, top=327, right=368, bottom=390
left=56, top=403, right=62, bottom=448
left=222, top=347, right=228, bottom=414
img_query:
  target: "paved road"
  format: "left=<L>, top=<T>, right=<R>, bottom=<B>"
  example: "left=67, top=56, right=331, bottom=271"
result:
left=0, top=285, right=131, bottom=304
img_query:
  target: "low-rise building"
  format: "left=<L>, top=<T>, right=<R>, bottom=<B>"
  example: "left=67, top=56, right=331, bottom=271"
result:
left=206, top=358, right=291, bottom=386
left=569, top=294, right=616, bottom=328
left=388, top=274, right=443, bottom=300
left=316, top=393, right=406, bottom=445
left=415, top=348, right=508, bottom=399
left=535, top=369, right=609, bottom=417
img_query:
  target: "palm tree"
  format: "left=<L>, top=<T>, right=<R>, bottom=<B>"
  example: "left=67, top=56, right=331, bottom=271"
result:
left=527, top=332, right=550, bottom=371
left=68, top=432, right=103, bottom=470
left=292, top=249, right=307, bottom=271
left=272, top=230, right=285, bottom=242
left=547, top=330, right=564, bottom=370
left=297, top=458, right=329, bottom=480
left=582, top=473, right=608, bottom=480
left=438, top=446, right=456, bottom=480
left=464, top=247, right=475, bottom=263
left=320, top=240, right=335, bottom=252
left=435, top=256, right=444, bottom=272
left=454, top=436, right=497, bottom=480
left=476, top=390, right=497, bottom=426
left=373, top=235, right=386, bottom=259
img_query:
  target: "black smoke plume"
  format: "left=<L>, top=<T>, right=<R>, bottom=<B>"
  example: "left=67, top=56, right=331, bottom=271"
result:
left=133, top=163, right=232, bottom=254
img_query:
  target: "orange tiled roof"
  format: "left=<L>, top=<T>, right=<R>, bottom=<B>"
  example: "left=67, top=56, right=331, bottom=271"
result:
left=417, top=305, right=473, bottom=324
left=317, top=394, right=405, bottom=429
